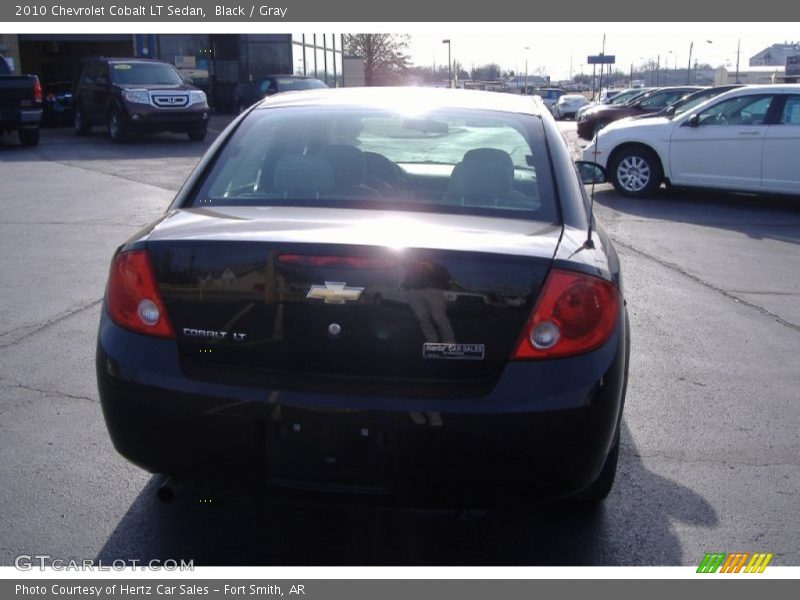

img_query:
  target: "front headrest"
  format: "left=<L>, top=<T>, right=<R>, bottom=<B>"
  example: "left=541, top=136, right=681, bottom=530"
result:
left=318, top=145, right=367, bottom=186
left=447, top=148, right=515, bottom=198
left=273, top=154, right=335, bottom=195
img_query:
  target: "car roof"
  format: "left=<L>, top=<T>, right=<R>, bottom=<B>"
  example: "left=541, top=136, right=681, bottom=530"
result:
left=689, top=83, right=800, bottom=104
left=256, top=86, right=548, bottom=115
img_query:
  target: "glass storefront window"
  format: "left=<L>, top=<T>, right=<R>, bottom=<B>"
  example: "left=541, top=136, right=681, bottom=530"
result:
left=155, top=34, right=211, bottom=88
left=248, top=41, right=291, bottom=79
left=326, top=50, right=335, bottom=85
left=293, top=43, right=305, bottom=76
left=313, top=46, right=322, bottom=80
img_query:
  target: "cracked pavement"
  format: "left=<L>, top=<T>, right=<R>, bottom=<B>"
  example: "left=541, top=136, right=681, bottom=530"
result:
left=0, top=119, right=797, bottom=566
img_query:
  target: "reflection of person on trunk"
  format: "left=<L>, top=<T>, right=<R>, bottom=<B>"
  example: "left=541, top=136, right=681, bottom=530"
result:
left=402, top=259, right=455, bottom=343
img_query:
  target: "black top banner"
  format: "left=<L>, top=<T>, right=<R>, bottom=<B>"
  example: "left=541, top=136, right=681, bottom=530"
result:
left=1, top=0, right=796, bottom=22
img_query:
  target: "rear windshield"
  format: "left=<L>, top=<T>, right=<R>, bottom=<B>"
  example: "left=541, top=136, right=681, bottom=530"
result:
left=190, top=106, right=558, bottom=222
left=110, top=62, right=184, bottom=86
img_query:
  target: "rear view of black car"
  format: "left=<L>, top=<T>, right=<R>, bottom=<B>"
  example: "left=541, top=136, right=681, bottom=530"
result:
left=73, top=58, right=209, bottom=142
left=96, top=88, right=629, bottom=508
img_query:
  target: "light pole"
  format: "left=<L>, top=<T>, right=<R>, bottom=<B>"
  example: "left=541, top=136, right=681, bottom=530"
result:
left=524, top=46, right=531, bottom=94
left=735, top=38, right=741, bottom=83
left=442, top=39, right=451, bottom=88
left=688, top=40, right=712, bottom=84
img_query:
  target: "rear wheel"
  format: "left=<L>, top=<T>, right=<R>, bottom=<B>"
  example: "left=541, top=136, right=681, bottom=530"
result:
left=74, top=107, right=91, bottom=136
left=18, top=127, right=40, bottom=147
left=609, top=146, right=663, bottom=198
left=107, top=106, right=127, bottom=143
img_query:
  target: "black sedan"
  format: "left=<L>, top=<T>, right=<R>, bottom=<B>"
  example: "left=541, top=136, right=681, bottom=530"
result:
left=232, top=75, right=327, bottom=113
left=97, top=88, right=629, bottom=508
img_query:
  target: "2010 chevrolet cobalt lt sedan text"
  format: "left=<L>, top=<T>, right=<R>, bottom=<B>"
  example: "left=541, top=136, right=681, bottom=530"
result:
left=96, top=87, right=629, bottom=508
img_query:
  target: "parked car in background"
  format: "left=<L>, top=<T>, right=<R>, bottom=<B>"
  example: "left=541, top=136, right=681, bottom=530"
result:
left=583, top=84, right=800, bottom=197
left=0, top=55, right=42, bottom=146
left=233, top=75, right=327, bottom=113
left=552, top=93, right=589, bottom=119
left=525, top=87, right=567, bottom=112
left=598, top=88, right=621, bottom=102
left=576, top=87, right=653, bottom=120
left=97, top=87, right=629, bottom=508
left=632, top=85, right=743, bottom=120
left=42, top=81, right=74, bottom=126
left=72, top=58, right=210, bottom=142
left=577, top=86, right=701, bottom=140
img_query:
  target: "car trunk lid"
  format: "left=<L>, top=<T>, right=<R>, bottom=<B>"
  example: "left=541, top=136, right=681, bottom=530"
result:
left=147, top=207, right=561, bottom=397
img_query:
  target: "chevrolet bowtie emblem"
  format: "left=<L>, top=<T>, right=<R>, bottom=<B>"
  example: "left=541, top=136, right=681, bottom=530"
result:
left=306, top=282, right=364, bottom=304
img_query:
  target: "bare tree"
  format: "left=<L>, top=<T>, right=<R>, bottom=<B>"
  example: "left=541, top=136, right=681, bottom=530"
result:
left=470, top=63, right=502, bottom=81
left=344, top=34, right=411, bottom=85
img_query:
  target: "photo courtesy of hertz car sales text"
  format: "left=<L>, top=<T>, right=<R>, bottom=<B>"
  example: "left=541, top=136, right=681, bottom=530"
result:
left=96, top=87, right=629, bottom=509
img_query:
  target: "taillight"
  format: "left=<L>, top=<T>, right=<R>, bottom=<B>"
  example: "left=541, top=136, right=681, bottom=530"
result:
left=33, top=77, right=42, bottom=103
left=511, top=269, right=619, bottom=360
left=106, top=250, right=175, bottom=339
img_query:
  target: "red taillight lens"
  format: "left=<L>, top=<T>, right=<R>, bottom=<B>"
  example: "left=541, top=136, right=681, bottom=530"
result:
left=33, top=77, right=43, bottom=103
left=511, top=269, right=619, bottom=360
left=106, top=250, right=175, bottom=339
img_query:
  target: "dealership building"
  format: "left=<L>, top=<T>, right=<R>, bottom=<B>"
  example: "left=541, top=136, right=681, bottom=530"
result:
left=0, top=33, right=347, bottom=111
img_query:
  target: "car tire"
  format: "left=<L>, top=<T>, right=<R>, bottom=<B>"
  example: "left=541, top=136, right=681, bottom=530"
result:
left=74, top=107, right=91, bottom=136
left=107, top=106, right=127, bottom=143
left=609, top=146, right=663, bottom=198
left=18, top=127, right=40, bottom=147
left=187, top=128, right=207, bottom=142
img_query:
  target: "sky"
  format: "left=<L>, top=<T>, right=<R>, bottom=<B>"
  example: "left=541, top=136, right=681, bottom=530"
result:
left=405, top=24, right=800, bottom=80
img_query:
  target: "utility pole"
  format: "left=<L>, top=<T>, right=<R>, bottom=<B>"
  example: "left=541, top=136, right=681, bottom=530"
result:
left=735, top=38, right=741, bottom=83
left=442, top=39, right=451, bottom=88
left=656, top=54, right=660, bottom=87
left=524, top=46, right=530, bottom=94
left=687, top=41, right=694, bottom=84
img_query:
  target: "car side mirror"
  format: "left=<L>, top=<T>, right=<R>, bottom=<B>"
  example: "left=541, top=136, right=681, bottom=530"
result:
left=665, top=106, right=676, bottom=117
left=687, top=114, right=699, bottom=127
left=97, top=75, right=108, bottom=86
left=576, top=161, right=607, bottom=185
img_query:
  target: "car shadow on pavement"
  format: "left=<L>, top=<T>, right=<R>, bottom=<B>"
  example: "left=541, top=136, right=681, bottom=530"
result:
left=96, top=422, right=717, bottom=566
left=594, top=187, right=800, bottom=246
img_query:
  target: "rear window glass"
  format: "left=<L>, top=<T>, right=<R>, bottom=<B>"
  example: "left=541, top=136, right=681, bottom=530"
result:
left=190, top=106, right=558, bottom=222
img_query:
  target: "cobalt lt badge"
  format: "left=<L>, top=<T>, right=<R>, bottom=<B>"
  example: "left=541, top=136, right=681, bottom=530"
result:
left=306, top=282, right=364, bottom=304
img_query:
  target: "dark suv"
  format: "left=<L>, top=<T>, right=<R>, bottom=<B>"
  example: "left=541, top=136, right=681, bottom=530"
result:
left=73, top=58, right=209, bottom=142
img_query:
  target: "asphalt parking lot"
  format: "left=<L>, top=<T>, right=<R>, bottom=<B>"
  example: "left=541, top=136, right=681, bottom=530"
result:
left=0, top=119, right=798, bottom=566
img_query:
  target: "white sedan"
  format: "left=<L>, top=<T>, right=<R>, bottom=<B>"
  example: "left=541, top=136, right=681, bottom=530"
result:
left=552, top=94, right=589, bottom=120
left=582, top=84, right=800, bottom=197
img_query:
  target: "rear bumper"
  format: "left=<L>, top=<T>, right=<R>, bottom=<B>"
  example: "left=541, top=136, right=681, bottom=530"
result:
left=0, top=108, right=42, bottom=128
left=96, top=306, right=628, bottom=506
